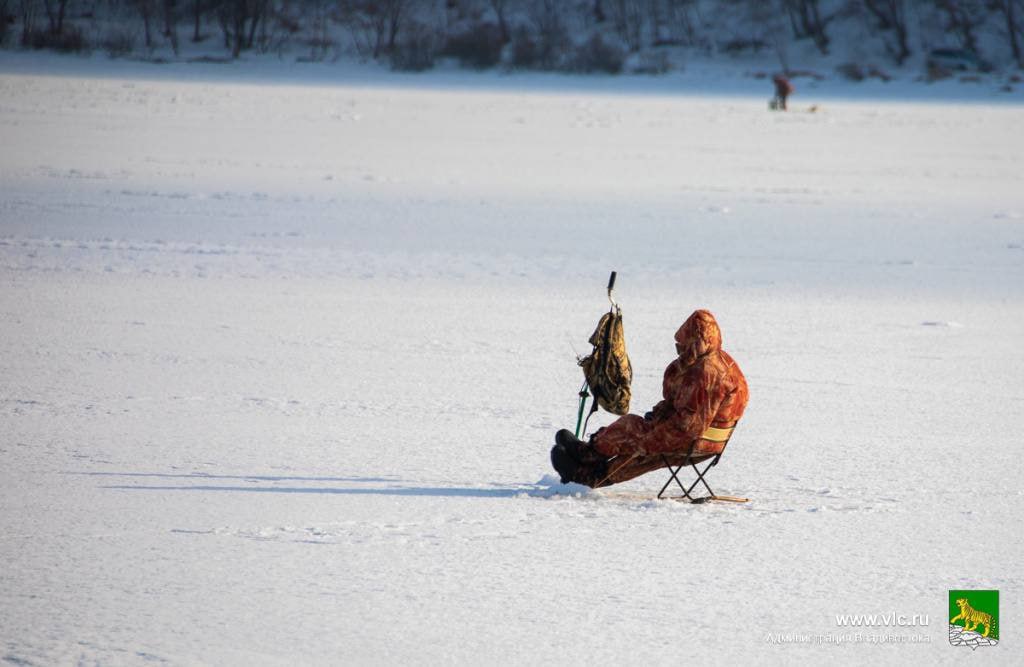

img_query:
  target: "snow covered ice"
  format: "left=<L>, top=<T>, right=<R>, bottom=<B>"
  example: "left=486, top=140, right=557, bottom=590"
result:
left=1, top=56, right=1022, bottom=664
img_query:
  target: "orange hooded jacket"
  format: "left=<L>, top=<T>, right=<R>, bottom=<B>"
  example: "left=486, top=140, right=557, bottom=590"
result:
left=592, top=309, right=749, bottom=458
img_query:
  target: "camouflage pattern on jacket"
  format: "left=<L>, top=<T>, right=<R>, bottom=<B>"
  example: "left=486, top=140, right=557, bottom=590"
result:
left=591, top=310, right=749, bottom=465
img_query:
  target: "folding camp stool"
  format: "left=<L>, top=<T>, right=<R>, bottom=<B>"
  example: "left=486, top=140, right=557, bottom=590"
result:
left=657, top=421, right=747, bottom=503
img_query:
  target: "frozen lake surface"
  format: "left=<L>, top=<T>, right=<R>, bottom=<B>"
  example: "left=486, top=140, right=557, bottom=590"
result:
left=1, top=58, right=1022, bottom=664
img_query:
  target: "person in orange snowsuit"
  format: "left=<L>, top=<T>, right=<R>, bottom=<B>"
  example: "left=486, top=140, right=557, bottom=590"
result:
left=551, top=309, right=749, bottom=487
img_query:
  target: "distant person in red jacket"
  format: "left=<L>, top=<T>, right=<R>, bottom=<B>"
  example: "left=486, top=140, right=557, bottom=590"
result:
left=772, top=74, right=793, bottom=111
left=551, top=309, right=749, bottom=487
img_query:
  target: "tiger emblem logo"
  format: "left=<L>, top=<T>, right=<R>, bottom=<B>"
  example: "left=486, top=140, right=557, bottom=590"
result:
left=948, top=590, right=999, bottom=650
left=950, top=598, right=994, bottom=637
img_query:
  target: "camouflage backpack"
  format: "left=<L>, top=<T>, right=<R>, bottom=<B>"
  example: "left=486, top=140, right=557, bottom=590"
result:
left=578, top=308, right=632, bottom=415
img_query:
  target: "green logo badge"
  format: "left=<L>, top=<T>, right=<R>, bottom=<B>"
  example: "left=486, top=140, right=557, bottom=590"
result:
left=949, top=590, right=999, bottom=649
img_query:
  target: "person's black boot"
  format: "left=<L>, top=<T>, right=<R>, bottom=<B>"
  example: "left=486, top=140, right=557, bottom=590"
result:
left=583, top=458, right=612, bottom=488
left=552, top=430, right=614, bottom=487
left=550, top=443, right=578, bottom=484
left=555, top=429, right=588, bottom=462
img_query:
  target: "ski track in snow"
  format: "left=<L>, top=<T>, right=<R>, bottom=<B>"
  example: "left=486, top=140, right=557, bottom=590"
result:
left=1, top=62, right=1023, bottom=664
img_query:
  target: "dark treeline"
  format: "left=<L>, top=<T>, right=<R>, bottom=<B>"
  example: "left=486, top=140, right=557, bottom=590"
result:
left=1, top=1, right=1022, bottom=72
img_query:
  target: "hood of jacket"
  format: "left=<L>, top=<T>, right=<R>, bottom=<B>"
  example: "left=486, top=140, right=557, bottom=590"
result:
left=674, top=309, right=722, bottom=367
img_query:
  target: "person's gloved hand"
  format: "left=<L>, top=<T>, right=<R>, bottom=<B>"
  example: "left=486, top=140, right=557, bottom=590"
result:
left=646, top=404, right=671, bottom=421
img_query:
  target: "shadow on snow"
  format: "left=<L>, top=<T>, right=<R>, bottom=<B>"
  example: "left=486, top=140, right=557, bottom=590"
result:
left=101, top=484, right=537, bottom=498
left=78, top=471, right=594, bottom=499
left=67, top=471, right=402, bottom=484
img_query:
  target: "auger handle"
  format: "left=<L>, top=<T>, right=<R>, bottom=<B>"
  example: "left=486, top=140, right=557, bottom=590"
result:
left=607, top=271, right=619, bottom=310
